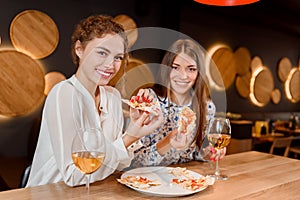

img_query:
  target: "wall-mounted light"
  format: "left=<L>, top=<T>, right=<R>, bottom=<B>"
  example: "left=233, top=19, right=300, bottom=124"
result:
left=249, top=66, right=274, bottom=107
left=205, top=43, right=229, bottom=91
left=194, top=0, right=259, bottom=6
left=284, top=68, right=300, bottom=103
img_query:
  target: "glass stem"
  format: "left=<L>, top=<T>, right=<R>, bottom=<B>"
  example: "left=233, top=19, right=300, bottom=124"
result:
left=86, top=174, right=90, bottom=193
left=215, top=149, right=220, bottom=176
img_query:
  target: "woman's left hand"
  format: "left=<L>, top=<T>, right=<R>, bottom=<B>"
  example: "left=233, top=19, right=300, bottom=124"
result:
left=209, top=146, right=226, bottom=162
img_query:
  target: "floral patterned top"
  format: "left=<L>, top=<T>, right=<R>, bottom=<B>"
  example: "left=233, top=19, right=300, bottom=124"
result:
left=128, top=91, right=216, bottom=168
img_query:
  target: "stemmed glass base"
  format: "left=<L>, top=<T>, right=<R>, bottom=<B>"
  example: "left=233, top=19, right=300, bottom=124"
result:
left=206, top=148, right=228, bottom=181
left=207, top=173, right=228, bottom=181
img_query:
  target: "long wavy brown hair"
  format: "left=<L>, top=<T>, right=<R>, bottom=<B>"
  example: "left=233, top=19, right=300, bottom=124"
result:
left=152, top=39, right=210, bottom=148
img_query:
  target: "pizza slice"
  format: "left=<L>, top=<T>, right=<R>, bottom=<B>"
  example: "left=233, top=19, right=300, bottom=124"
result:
left=171, top=177, right=206, bottom=191
left=178, top=106, right=196, bottom=135
left=117, top=175, right=161, bottom=189
left=168, top=167, right=211, bottom=191
left=122, top=97, right=159, bottom=116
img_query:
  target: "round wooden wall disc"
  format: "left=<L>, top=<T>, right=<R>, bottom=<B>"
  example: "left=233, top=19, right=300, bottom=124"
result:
left=251, top=56, right=263, bottom=72
left=114, top=14, right=138, bottom=48
left=44, top=71, right=66, bottom=95
left=0, top=50, right=45, bottom=117
left=209, top=47, right=236, bottom=89
left=234, top=47, right=251, bottom=76
left=112, top=58, right=154, bottom=99
left=271, top=89, right=281, bottom=104
left=288, top=69, right=300, bottom=103
left=235, top=71, right=251, bottom=98
left=278, top=57, right=292, bottom=82
left=252, top=68, right=274, bottom=106
left=10, top=10, right=59, bottom=59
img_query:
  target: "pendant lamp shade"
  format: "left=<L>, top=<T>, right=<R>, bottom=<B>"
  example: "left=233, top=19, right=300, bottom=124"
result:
left=194, top=0, right=259, bottom=6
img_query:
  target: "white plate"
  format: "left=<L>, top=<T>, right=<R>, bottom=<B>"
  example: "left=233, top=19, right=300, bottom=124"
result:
left=119, top=167, right=209, bottom=197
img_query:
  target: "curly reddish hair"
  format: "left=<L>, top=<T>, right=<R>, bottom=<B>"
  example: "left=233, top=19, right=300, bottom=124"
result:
left=71, top=14, right=128, bottom=67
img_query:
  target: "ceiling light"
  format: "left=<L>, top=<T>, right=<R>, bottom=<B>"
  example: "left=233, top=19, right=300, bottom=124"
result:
left=194, top=0, right=259, bottom=6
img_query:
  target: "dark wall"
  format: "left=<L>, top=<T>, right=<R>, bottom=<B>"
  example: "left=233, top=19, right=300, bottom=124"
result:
left=0, top=0, right=299, bottom=157
left=179, top=1, right=300, bottom=113
left=0, top=0, right=165, bottom=157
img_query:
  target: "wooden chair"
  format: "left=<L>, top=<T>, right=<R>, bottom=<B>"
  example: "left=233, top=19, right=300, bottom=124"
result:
left=19, top=164, right=31, bottom=188
left=289, top=146, right=300, bottom=158
left=269, top=136, right=293, bottom=157
left=288, top=136, right=300, bottom=158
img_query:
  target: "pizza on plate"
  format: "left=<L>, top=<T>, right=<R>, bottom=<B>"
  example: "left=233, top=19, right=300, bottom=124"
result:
left=168, top=167, right=208, bottom=191
left=171, top=177, right=206, bottom=191
left=178, top=106, right=196, bottom=135
left=117, top=175, right=161, bottom=189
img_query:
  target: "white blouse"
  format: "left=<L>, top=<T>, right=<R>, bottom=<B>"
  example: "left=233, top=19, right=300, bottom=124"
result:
left=26, top=75, right=131, bottom=187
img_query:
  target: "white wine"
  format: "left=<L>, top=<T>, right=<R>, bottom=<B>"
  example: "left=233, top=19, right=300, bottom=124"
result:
left=208, top=134, right=231, bottom=149
left=72, top=151, right=105, bottom=174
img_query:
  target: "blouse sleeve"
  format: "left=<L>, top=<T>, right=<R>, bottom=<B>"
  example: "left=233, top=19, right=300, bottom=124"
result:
left=43, top=83, right=87, bottom=186
left=129, top=133, right=165, bottom=168
left=43, top=83, right=130, bottom=186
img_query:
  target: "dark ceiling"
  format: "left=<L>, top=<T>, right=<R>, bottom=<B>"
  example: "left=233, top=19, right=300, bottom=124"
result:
left=189, top=0, right=300, bottom=37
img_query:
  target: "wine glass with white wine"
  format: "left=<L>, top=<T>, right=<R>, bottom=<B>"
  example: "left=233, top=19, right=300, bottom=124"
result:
left=207, top=117, right=231, bottom=180
left=71, top=128, right=106, bottom=192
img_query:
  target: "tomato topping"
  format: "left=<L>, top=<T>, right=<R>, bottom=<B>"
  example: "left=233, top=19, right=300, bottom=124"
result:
left=135, top=96, right=140, bottom=101
left=142, top=96, right=147, bottom=102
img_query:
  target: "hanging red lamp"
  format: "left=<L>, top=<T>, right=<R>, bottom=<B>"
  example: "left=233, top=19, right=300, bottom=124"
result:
left=194, top=0, right=259, bottom=6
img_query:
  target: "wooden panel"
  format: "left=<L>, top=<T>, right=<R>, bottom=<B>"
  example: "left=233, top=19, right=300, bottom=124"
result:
left=113, top=14, right=138, bottom=48
left=271, top=88, right=281, bottom=104
left=277, top=57, right=292, bottom=82
left=250, top=56, right=263, bottom=72
left=235, top=71, right=251, bottom=98
left=44, top=71, right=66, bottom=95
left=109, top=58, right=154, bottom=99
left=0, top=50, right=45, bottom=117
left=253, top=68, right=274, bottom=105
left=234, top=47, right=251, bottom=76
left=10, top=10, right=59, bottom=59
left=209, top=47, right=236, bottom=89
left=289, top=69, right=300, bottom=103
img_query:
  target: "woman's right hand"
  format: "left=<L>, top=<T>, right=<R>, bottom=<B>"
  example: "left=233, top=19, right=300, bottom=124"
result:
left=125, top=88, right=163, bottom=140
left=126, top=107, right=163, bottom=139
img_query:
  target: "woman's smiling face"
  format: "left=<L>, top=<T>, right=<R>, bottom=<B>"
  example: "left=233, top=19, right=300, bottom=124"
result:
left=170, top=52, right=198, bottom=97
left=76, top=33, right=125, bottom=88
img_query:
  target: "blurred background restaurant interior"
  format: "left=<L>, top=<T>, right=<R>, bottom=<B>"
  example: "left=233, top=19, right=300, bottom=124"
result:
left=0, top=0, right=299, bottom=190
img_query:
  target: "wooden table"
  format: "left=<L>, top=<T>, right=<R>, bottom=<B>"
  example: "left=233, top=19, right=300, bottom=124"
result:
left=1, top=151, right=300, bottom=199
left=252, top=132, right=285, bottom=143
left=275, top=127, right=300, bottom=136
